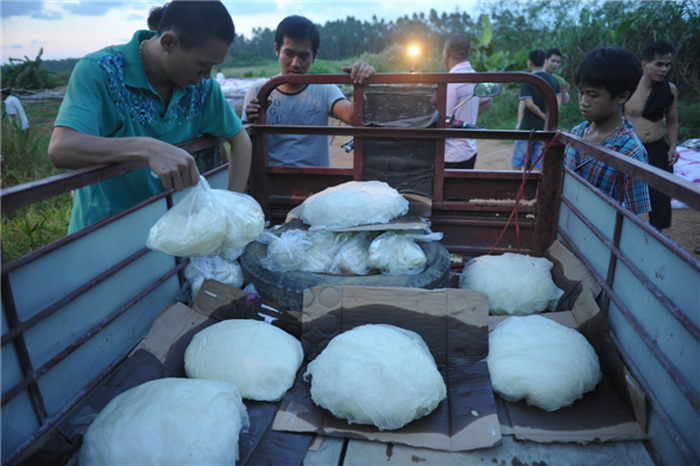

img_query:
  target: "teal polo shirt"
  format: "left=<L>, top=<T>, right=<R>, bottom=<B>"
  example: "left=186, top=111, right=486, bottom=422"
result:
left=56, top=30, right=242, bottom=233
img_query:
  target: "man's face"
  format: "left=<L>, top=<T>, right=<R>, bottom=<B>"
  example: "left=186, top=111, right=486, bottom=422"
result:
left=544, top=54, right=561, bottom=73
left=275, top=37, right=316, bottom=75
left=642, top=53, right=672, bottom=82
left=164, top=37, right=230, bottom=87
left=577, top=84, right=625, bottom=123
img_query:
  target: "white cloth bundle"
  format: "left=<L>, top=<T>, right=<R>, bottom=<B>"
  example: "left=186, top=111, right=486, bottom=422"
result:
left=304, top=324, right=447, bottom=430
left=80, top=378, right=249, bottom=465
left=289, top=180, right=409, bottom=230
left=487, top=315, right=602, bottom=411
left=459, top=253, right=564, bottom=315
left=184, top=319, right=303, bottom=402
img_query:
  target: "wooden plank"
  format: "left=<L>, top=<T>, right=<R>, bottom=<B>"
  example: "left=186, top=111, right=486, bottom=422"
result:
left=342, top=436, right=655, bottom=465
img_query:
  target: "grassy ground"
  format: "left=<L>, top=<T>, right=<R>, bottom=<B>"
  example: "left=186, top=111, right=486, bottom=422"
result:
left=1, top=101, right=71, bottom=262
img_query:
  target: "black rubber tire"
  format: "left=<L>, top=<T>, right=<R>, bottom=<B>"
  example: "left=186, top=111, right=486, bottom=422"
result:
left=239, top=239, right=451, bottom=312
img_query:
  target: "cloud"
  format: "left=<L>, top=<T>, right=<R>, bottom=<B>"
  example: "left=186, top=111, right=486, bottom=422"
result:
left=1, top=1, right=61, bottom=19
left=61, top=1, right=130, bottom=16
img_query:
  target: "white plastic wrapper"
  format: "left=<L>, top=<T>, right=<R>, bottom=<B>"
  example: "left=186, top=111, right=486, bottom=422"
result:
left=289, top=180, right=409, bottom=230
left=328, top=232, right=372, bottom=275
left=304, top=324, right=446, bottom=431
left=79, top=378, right=249, bottom=465
left=459, top=253, right=564, bottom=315
left=368, top=231, right=442, bottom=275
left=185, top=255, right=244, bottom=299
left=146, top=177, right=264, bottom=258
left=184, top=319, right=304, bottom=402
left=488, top=315, right=602, bottom=411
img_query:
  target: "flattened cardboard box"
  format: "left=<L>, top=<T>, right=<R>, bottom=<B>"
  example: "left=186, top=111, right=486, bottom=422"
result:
left=490, top=240, right=647, bottom=443
left=272, top=285, right=502, bottom=452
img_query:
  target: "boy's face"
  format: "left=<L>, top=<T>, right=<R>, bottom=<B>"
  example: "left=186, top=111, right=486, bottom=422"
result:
left=577, top=84, right=628, bottom=123
left=642, top=53, right=672, bottom=83
left=544, top=54, right=561, bottom=73
left=275, top=37, right=317, bottom=75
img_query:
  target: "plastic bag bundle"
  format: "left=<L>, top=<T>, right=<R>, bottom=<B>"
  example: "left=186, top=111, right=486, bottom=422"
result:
left=146, top=177, right=265, bottom=258
left=368, top=231, right=442, bottom=275
left=458, top=253, right=565, bottom=315
left=328, top=232, right=372, bottom=275
left=185, top=255, right=244, bottom=299
left=259, top=230, right=314, bottom=272
left=289, top=180, right=409, bottom=230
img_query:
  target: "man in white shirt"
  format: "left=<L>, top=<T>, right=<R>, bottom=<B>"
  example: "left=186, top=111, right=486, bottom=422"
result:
left=442, top=34, right=490, bottom=169
left=2, top=88, right=30, bottom=132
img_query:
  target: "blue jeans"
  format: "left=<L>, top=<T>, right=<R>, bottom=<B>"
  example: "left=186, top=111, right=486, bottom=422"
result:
left=511, top=139, right=544, bottom=170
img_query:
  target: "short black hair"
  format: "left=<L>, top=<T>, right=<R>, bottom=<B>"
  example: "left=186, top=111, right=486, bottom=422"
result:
left=444, top=34, right=471, bottom=61
left=147, top=3, right=168, bottom=31
left=641, top=41, right=676, bottom=62
left=575, top=47, right=642, bottom=100
left=545, top=48, right=562, bottom=60
left=157, top=1, right=235, bottom=49
left=275, top=16, right=320, bottom=55
left=528, top=49, right=546, bottom=67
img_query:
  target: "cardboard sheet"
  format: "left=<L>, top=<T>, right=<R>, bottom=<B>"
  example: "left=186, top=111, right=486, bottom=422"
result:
left=486, top=241, right=647, bottom=444
left=272, top=285, right=502, bottom=452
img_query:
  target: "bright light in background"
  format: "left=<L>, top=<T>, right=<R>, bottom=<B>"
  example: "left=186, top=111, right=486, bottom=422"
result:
left=407, top=44, right=421, bottom=58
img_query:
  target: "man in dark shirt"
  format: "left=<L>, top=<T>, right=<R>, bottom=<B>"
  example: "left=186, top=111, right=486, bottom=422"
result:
left=511, top=49, right=560, bottom=171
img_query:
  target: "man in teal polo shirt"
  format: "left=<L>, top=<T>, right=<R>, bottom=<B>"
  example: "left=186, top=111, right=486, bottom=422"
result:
left=49, top=1, right=251, bottom=233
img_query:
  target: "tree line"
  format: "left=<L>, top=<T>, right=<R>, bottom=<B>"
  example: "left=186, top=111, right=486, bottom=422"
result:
left=5, top=0, right=698, bottom=100
left=230, top=0, right=699, bottom=98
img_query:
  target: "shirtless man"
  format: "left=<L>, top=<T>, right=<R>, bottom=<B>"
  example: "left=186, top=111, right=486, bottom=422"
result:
left=624, top=41, right=679, bottom=231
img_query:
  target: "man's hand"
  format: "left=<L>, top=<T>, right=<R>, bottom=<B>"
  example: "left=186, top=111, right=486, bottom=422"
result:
left=341, top=61, right=375, bottom=84
left=668, top=147, right=680, bottom=166
left=245, top=98, right=261, bottom=123
left=146, top=142, right=199, bottom=191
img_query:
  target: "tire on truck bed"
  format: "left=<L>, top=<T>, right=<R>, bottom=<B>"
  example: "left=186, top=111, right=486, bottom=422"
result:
left=239, top=239, right=451, bottom=312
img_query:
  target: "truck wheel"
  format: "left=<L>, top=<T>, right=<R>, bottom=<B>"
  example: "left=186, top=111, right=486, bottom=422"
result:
left=239, top=240, right=451, bottom=312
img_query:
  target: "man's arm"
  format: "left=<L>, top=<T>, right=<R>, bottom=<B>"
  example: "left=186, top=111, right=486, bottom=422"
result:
left=225, top=129, right=252, bottom=192
left=666, top=83, right=680, bottom=165
left=523, top=97, right=546, bottom=121
left=48, top=126, right=199, bottom=191
left=477, top=97, right=491, bottom=117
left=333, top=61, right=375, bottom=125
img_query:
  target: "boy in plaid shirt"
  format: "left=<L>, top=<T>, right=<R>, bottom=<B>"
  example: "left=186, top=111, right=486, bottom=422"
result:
left=564, top=47, right=651, bottom=214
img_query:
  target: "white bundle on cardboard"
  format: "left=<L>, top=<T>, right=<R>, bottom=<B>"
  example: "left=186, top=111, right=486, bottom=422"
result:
left=289, top=180, right=409, bottom=230
left=459, top=252, right=564, bottom=315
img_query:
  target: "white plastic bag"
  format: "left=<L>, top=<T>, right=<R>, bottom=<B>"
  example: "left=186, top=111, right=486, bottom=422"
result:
left=185, top=255, right=244, bottom=299
left=369, top=232, right=429, bottom=275
left=328, top=232, right=372, bottom=275
left=146, top=177, right=264, bottom=258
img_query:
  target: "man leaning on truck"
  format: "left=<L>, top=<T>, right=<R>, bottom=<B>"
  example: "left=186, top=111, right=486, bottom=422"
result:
left=48, top=0, right=252, bottom=234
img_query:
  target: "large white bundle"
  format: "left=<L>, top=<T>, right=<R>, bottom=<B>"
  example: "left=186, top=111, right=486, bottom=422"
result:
left=368, top=232, right=426, bottom=275
left=459, top=253, right=564, bottom=315
left=290, top=180, right=409, bottom=230
left=146, top=178, right=265, bottom=258
left=304, top=324, right=447, bottom=430
left=487, top=315, right=602, bottom=411
left=79, top=378, right=248, bottom=465
left=184, top=319, right=303, bottom=401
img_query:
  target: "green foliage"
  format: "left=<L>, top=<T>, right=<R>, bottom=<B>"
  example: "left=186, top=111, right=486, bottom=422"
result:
left=678, top=100, right=700, bottom=144
left=1, top=48, right=59, bottom=90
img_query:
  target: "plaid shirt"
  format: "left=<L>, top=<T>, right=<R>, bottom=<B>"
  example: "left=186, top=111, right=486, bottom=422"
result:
left=564, top=118, right=651, bottom=214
